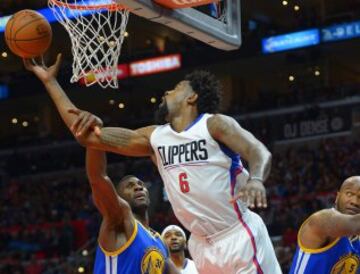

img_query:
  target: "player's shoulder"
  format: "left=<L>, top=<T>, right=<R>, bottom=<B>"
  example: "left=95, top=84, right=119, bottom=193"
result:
left=207, top=113, right=237, bottom=136
left=302, top=208, right=336, bottom=231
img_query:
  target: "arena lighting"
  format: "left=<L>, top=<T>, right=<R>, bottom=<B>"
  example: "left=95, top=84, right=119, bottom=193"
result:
left=22, top=121, right=29, bottom=127
left=0, top=0, right=110, bottom=33
left=109, top=99, right=115, bottom=105
left=282, top=1, right=288, bottom=6
left=78, top=266, right=85, bottom=273
left=124, top=31, right=129, bottom=37
left=1, top=52, right=7, bottom=58
left=294, top=5, right=300, bottom=11
left=150, top=97, right=157, bottom=103
left=119, top=103, right=125, bottom=109
left=82, top=249, right=88, bottom=256
left=11, top=118, right=18, bottom=124
left=289, top=75, right=295, bottom=81
left=314, top=70, right=320, bottom=76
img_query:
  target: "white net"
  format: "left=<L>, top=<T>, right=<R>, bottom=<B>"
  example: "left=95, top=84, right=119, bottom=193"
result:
left=48, top=0, right=129, bottom=89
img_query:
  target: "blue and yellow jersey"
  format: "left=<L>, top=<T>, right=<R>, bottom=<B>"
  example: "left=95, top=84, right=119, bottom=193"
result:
left=94, top=221, right=169, bottom=274
left=290, top=219, right=360, bottom=274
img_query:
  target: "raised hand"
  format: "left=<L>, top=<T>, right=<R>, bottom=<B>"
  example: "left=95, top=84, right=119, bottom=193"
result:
left=23, top=53, right=62, bottom=83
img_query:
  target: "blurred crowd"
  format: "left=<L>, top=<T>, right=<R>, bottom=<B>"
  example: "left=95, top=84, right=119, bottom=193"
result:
left=0, top=135, right=359, bottom=273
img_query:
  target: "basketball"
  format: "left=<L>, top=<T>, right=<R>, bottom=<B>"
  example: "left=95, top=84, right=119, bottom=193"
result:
left=4, top=9, right=52, bottom=58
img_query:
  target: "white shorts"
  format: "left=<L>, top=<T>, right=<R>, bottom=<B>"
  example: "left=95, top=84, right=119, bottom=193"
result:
left=188, top=210, right=282, bottom=274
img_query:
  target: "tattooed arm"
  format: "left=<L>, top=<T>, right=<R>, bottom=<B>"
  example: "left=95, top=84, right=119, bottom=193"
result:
left=67, top=111, right=156, bottom=157
left=80, top=126, right=156, bottom=157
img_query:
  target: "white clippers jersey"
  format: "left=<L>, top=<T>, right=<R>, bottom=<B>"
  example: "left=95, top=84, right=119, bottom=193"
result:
left=182, top=259, right=198, bottom=274
left=150, top=113, right=249, bottom=237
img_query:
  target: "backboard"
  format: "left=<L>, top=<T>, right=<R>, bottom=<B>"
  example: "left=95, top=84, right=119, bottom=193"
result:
left=115, top=0, right=241, bottom=50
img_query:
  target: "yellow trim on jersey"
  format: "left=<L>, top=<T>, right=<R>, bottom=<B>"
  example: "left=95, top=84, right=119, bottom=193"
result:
left=137, top=221, right=160, bottom=239
left=99, top=220, right=138, bottom=256
left=297, top=215, right=340, bottom=254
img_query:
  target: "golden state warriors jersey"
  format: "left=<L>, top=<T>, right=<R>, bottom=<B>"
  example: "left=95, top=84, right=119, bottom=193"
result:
left=94, top=221, right=169, bottom=274
left=290, top=235, right=360, bottom=274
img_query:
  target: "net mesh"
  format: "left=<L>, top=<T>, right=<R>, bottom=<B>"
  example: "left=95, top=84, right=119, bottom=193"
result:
left=48, top=0, right=129, bottom=89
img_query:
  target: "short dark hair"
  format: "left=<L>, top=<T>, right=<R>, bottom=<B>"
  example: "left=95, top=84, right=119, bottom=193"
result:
left=116, top=175, right=137, bottom=191
left=185, top=70, right=221, bottom=114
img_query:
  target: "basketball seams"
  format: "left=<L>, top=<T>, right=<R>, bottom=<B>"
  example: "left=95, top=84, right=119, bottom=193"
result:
left=7, top=35, right=51, bottom=42
left=14, top=18, right=49, bottom=38
left=4, top=10, right=52, bottom=58
left=13, top=41, right=45, bottom=56
left=14, top=38, right=51, bottom=55
left=6, top=16, right=17, bottom=54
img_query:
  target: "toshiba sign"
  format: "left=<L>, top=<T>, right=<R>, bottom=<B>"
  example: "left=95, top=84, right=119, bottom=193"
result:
left=154, top=0, right=219, bottom=9
left=130, top=54, right=181, bottom=77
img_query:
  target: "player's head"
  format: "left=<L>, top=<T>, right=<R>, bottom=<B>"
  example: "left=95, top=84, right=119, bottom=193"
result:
left=116, top=175, right=150, bottom=213
left=335, top=176, right=360, bottom=215
left=161, top=225, right=187, bottom=254
left=155, top=70, right=221, bottom=124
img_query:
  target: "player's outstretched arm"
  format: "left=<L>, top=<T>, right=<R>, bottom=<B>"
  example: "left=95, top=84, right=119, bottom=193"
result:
left=23, top=54, right=80, bottom=131
left=69, top=110, right=156, bottom=157
left=86, top=148, right=135, bottom=250
left=208, top=114, right=272, bottom=208
left=24, top=55, right=155, bottom=157
left=300, top=209, right=360, bottom=249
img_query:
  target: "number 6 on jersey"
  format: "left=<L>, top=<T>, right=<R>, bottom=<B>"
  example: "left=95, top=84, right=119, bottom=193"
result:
left=179, top=172, right=190, bottom=193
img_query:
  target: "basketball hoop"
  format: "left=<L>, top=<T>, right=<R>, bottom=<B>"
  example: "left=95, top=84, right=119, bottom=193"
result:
left=48, top=0, right=130, bottom=89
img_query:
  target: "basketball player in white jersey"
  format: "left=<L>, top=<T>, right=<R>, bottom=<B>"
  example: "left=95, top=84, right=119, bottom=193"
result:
left=24, top=56, right=282, bottom=274
left=162, top=225, right=199, bottom=274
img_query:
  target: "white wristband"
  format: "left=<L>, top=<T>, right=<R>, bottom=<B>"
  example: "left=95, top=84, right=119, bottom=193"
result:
left=248, top=176, right=264, bottom=183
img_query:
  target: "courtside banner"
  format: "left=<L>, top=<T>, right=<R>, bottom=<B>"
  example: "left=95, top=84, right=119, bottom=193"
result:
left=130, top=54, right=181, bottom=77
left=275, top=107, right=352, bottom=142
left=154, top=0, right=219, bottom=9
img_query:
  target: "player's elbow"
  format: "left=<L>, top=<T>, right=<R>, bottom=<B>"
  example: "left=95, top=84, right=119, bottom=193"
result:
left=266, top=150, right=272, bottom=165
left=254, top=142, right=272, bottom=162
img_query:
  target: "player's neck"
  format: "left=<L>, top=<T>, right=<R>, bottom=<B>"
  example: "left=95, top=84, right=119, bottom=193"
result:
left=170, top=108, right=199, bottom=132
left=170, top=251, right=186, bottom=269
left=134, top=210, right=149, bottom=228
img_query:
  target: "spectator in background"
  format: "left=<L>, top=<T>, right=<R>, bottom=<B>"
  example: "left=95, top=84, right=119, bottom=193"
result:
left=162, top=225, right=198, bottom=274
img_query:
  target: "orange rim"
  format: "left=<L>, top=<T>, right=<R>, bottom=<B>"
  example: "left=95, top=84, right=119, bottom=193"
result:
left=49, top=0, right=128, bottom=11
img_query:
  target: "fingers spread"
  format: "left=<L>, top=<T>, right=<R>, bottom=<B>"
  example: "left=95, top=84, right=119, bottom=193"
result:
left=77, top=113, right=91, bottom=135
left=23, top=59, right=32, bottom=70
left=248, top=190, right=255, bottom=208
left=53, top=53, right=62, bottom=74
left=256, top=190, right=263, bottom=208
left=71, top=112, right=85, bottom=134
left=262, top=191, right=268, bottom=208
left=94, top=126, right=102, bottom=136
left=68, top=108, right=81, bottom=115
